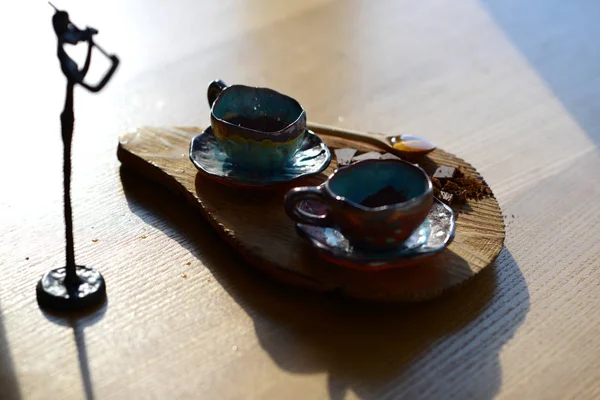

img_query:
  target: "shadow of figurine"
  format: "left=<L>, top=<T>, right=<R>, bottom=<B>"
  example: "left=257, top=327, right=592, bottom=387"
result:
left=0, top=299, right=21, bottom=400
left=36, top=4, right=119, bottom=314
left=41, top=303, right=108, bottom=400
left=120, top=168, right=530, bottom=400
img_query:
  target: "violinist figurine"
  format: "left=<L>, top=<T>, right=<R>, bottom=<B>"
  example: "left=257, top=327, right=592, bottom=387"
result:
left=37, top=3, right=119, bottom=313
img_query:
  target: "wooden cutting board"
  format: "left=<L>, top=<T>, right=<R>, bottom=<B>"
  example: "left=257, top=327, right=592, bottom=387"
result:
left=117, top=126, right=505, bottom=301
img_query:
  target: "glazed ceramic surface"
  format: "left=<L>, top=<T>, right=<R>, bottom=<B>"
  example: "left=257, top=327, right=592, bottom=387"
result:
left=285, top=159, right=434, bottom=250
left=189, top=127, right=331, bottom=187
left=208, top=80, right=307, bottom=171
left=296, top=199, right=455, bottom=270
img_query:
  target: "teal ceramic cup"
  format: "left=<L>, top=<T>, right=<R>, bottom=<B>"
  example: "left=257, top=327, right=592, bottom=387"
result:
left=285, top=159, right=434, bottom=251
left=207, top=80, right=307, bottom=172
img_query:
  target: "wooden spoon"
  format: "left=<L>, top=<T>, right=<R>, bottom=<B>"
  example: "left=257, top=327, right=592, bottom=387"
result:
left=306, top=122, right=436, bottom=156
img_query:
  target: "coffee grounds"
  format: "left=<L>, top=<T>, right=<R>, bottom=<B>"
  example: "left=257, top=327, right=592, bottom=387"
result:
left=431, top=167, right=492, bottom=204
left=360, top=186, right=408, bottom=208
left=455, top=177, right=492, bottom=199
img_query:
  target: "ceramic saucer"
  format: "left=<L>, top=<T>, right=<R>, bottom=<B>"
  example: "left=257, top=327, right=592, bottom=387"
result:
left=295, top=199, right=455, bottom=270
left=189, top=127, right=331, bottom=187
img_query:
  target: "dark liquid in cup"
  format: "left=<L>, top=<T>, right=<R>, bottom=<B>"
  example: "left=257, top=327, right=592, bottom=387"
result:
left=360, top=186, right=408, bottom=208
left=226, top=115, right=289, bottom=132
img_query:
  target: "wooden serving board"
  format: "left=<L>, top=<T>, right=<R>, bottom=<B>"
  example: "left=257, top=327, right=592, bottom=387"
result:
left=117, top=126, right=505, bottom=301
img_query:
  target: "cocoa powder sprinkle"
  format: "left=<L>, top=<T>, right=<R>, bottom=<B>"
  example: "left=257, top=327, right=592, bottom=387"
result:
left=431, top=167, right=492, bottom=204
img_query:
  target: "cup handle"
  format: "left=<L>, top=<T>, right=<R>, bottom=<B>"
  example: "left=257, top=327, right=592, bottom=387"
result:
left=284, top=186, right=333, bottom=227
left=207, top=79, right=228, bottom=108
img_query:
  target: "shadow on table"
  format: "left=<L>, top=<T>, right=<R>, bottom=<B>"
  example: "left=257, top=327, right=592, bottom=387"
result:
left=0, top=300, right=21, bottom=400
left=121, top=167, right=529, bottom=400
left=480, top=0, right=600, bottom=150
left=40, top=302, right=108, bottom=400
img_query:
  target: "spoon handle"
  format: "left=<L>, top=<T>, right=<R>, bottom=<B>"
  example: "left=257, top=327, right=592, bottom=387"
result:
left=306, top=122, right=389, bottom=149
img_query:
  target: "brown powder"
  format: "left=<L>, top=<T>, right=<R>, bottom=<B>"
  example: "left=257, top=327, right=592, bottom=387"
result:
left=431, top=167, right=492, bottom=204
left=442, top=180, right=461, bottom=193
left=455, top=176, right=493, bottom=200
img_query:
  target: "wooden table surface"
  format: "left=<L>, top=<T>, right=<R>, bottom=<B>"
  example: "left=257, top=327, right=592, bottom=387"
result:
left=1, top=1, right=599, bottom=399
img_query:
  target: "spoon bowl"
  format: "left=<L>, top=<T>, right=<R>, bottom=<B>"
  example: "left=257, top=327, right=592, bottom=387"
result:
left=388, top=134, right=436, bottom=154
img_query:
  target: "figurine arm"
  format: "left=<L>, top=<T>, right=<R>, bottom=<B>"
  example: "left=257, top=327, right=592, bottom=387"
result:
left=78, top=55, right=120, bottom=92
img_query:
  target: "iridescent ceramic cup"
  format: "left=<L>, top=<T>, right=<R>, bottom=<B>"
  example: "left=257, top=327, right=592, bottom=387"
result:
left=207, top=80, right=307, bottom=172
left=285, top=159, right=434, bottom=251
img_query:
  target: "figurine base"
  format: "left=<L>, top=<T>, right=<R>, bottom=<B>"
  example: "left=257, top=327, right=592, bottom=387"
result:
left=36, top=266, right=106, bottom=313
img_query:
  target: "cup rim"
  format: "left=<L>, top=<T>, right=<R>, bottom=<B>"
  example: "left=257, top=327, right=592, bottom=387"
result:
left=211, top=84, right=306, bottom=135
left=322, top=158, right=433, bottom=212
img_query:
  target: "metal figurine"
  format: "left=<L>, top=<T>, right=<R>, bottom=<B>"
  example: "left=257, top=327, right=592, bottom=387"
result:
left=37, top=3, right=120, bottom=313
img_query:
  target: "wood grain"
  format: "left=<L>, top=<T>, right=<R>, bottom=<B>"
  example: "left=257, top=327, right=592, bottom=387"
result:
left=117, top=126, right=505, bottom=301
left=1, top=0, right=599, bottom=399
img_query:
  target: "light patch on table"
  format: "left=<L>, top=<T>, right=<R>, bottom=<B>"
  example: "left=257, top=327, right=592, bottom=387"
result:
left=334, top=148, right=358, bottom=165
